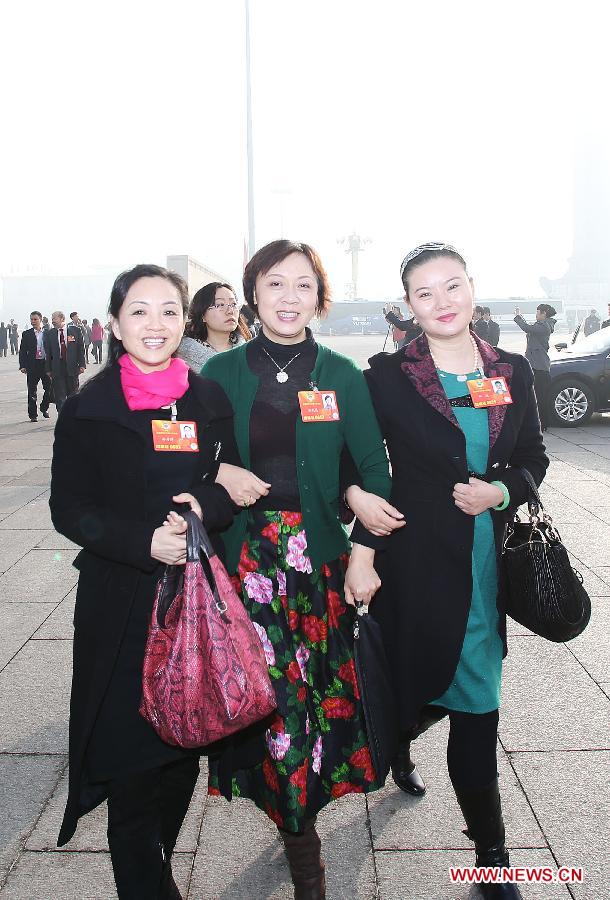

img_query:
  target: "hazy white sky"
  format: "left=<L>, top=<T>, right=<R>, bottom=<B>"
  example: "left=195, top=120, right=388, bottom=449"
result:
left=1, top=0, right=608, bottom=301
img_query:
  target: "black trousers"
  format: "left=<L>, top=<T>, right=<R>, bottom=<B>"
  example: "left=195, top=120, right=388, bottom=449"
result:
left=26, top=360, right=52, bottom=419
left=533, top=370, right=551, bottom=429
left=106, top=757, right=200, bottom=899
left=52, top=362, right=79, bottom=412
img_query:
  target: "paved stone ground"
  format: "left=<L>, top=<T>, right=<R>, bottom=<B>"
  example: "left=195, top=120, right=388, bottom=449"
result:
left=0, top=340, right=608, bottom=900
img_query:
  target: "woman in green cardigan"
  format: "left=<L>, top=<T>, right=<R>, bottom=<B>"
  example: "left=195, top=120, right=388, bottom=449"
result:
left=201, top=239, right=402, bottom=899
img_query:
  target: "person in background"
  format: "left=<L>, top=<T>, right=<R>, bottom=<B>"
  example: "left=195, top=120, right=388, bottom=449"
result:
left=583, top=309, right=600, bottom=336
left=384, top=303, right=423, bottom=348
left=9, top=320, right=19, bottom=355
left=176, top=281, right=247, bottom=372
left=202, top=239, right=399, bottom=899
left=42, top=316, right=51, bottom=332
left=472, top=306, right=489, bottom=342
left=350, top=242, right=548, bottom=899
left=91, top=317, right=105, bottom=363
left=50, top=263, right=253, bottom=899
left=482, top=307, right=500, bottom=346
left=514, top=303, right=557, bottom=431
left=19, top=310, right=52, bottom=420
left=601, top=302, right=610, bottom=329
left=81, top=318, right=93, bottom=363
left=472, top=304, right=484, bottom=326
left=45, top=310, right=86, bottom=411
left=0, top=321, right=8, bottom=357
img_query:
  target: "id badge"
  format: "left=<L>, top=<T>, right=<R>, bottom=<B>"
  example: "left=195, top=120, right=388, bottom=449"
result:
left=298, top=390, right=340, bottom=422
left=151, top=419, right=199, bottom=451
left=466, top=376, right=513, bottom=408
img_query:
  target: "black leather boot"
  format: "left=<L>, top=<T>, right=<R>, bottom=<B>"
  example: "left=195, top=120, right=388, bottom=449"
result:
left=390, top=735, right=426, bottom=796
left=279, top=818, right=326, bottom=900
left=453, top=778, right=523, bottom=899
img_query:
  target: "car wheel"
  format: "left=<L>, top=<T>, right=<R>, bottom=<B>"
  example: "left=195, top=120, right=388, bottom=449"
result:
left=548, top=379, right=595, bottom=427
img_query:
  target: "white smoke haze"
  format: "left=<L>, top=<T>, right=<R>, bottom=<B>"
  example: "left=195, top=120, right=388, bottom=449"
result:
left=0, top=0, right=608, bottom=312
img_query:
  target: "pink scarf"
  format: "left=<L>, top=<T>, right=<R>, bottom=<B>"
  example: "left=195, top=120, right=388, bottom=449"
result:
left=118, top=354, right=190, bottom=411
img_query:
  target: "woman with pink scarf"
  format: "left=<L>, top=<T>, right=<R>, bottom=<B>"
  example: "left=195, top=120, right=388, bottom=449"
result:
left=50, top=264, right=259, bottom=899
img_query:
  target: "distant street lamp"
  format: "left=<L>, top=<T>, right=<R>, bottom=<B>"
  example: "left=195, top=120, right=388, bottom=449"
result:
left=337, top=232, right=371, bottom=298
left=245, top=0, right=255, bottom=256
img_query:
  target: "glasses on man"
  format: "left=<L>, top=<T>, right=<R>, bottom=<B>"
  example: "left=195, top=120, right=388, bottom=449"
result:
left=400, top=242, right=459, bottom=279
left=211, top=301, right=238, bottom=311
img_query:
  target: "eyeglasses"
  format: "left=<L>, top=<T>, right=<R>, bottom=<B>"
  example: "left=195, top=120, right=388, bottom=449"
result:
left=211, top=301, right=238, bottom=311
left=400, top=243, right=459, bottom=279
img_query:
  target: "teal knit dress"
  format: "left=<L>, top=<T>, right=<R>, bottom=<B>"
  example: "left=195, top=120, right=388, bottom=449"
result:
left=431, top=370, right=503, bottom=714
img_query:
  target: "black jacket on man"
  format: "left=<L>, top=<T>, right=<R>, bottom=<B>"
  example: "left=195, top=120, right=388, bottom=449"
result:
left=50, top=364, right=264, bottom=846
left=44, top=324, right=86, bottom=376
left=18, top=327, right=45, bottom=370
left=364, top=333, right=548, bottom=732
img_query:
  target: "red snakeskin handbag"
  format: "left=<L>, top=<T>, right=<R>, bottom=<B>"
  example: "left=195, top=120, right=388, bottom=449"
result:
left=140, top=511, right=276, bottom=748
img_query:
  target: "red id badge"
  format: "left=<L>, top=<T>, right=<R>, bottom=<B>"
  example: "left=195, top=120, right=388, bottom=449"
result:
left=298, top=390, right=340, bottom=422
left=466, top=376, right=513, bottom=408
left=151, top=419, right=199, bottom=451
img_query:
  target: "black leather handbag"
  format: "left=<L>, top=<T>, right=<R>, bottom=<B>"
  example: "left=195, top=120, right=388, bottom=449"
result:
left=502, top=469, right=591, bottom=642
left=353, top=602, right=399, bottom=783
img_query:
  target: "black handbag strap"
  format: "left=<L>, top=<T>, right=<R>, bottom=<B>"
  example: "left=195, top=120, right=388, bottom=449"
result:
left=157, top=511, right=227, bottom=627
left=184, top=509, right=216, bottom=563
left=520, top=467, right=543, bottom=517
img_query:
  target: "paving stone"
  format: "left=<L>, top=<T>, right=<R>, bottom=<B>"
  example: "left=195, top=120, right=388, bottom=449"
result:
left=0, top=548, right=78, bottom=603
left=587, top=506, right=610, bottom=525
left=551, top=479, right=610, bottom=506
left=592, top=566, right=610, bottom=586
left=511, top=751, right=610, bottom=900
left=0, top=459, right=42, bottom=477
left=0, top=849, right=193, bottom=899
left=193, top=795, right=292, bottom=898
left=0, top=529, right=54, bottom=575
left=0, top=640, right=71, bottom=753
left=0, top=754, right=65, bottom=884
left=376, top=848, right=572, bottom=900
left=0, top=490, right=53, bottom=531
left=192, top=782, right=377, bottom=899
left=35, top=531, right=80, bottom=551
left=566, top=597, right=610, bottom=682
left=368, top=719, right=544, bottom=851
left=31, top=590, right=76, bottom=640
left=27, top=760, right=209, bottom=854
left=9, top=463, right=52, bottom=485
left=0, top=485, right=47, bottom=522
left=567, top=561, right=610, bottom=598
left=599, top=683, right=610, bottom=700
left=500, top=637, right=610, bottom=752
left=0, top=601, right=58, bottom=670
left=558, top=522, right=610, bottom=570
left=579, top=443, right=610, bottom=460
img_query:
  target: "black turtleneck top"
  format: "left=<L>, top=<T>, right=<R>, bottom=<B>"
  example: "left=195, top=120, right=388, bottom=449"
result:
left=247, top=329, right=318, bottom=511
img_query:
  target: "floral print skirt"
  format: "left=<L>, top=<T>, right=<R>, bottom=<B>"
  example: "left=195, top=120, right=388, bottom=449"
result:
left=208, top=509, right=378, bottom=833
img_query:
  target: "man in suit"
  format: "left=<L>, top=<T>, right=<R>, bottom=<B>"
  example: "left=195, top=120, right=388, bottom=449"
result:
left=19, top=310, right=53, bottom=421
left=45, top=310, right=86, bottom=411
left=482, top=307, right=500, bottom=346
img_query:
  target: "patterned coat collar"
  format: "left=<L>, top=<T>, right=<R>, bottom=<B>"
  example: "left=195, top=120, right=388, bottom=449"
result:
left=400, top=330, right=513, bottom=449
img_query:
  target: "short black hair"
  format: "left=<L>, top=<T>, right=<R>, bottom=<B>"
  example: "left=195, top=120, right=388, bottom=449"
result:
left=30, top=310, right=42, bottom=318
left=243, top=239, right=331, bottom=316
left=482, top=306, right=491, bottom=316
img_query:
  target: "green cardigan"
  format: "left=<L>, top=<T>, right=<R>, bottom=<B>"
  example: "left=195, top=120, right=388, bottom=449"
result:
left=201, top=341, right=391, bottom=574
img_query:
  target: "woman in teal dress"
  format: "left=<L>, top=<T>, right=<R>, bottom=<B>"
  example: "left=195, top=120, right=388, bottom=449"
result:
left=431, top=368, right=504, bottom=715
left=348, top=243, right=548, bottom=899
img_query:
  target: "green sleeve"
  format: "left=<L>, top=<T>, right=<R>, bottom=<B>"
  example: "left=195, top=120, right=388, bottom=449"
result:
left=342, top=361, right=391, bottom=500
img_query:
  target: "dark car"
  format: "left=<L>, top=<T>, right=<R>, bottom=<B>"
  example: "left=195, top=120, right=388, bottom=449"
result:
left=547, top=327, right=610, bottom=426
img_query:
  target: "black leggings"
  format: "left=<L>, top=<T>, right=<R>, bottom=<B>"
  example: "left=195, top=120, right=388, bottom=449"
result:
left=106, top=756, right=199, bottom=899
left=446, top=708, right=500, bottom=789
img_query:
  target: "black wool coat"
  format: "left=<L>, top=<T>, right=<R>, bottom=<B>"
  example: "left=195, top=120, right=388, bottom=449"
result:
left=50, top=364, right=257, bottom=846
left=364, top=334, right=549, bottom=732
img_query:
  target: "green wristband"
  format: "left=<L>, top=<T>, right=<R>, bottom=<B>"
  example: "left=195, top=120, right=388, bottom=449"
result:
left=491, top=480, right=510, bottom=511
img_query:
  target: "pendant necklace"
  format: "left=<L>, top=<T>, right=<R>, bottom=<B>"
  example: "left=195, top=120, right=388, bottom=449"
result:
left=261, top=345, right=301, bottom=383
